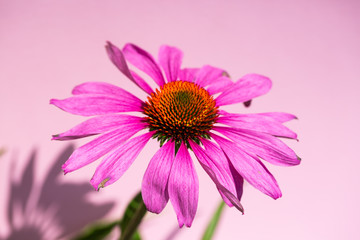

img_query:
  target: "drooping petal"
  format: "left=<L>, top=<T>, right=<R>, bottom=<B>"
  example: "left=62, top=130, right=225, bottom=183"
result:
left=142, top=141, right=175, bottom=214
left=189, top=140, right=244, bottom=213
left=62, top=122, right=146, bottom=173
left=123, top=43, right=165, bottom=87
left=194, top=65, right=224, bottom=88
left=90, top=132, right=153, bottom=190
left=206, top=76, right=234, bottom=95
left=191, top=141, right=232, bottom=202
left=178, top=68, right=199, bottom=82
left=52, top=114, right=143, bottom=140
left=214, top=126, right=300, bottom=166
left=168, top=142, right=199, bottom=227
left=217, top=113, right=297, bottom=139
left=216, top=74, right=272, bottom=106
left=211, top=133, right=282, bottom=199
left=105, top=41, right=153, bottom=94
left=201, top=139, right=244, bottom=202
left=50, top=94, right=142, bottom=116
left=71, top=82, right=143, bottom=104
left=229, top=162, right=244, bottom=202
left=158, top=45, right=183, bottom=82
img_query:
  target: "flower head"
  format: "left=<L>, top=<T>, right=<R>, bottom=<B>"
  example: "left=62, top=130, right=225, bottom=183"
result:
left=144, top=80, right=218, bottom=145
left=51, top=42, right=300, bottom=227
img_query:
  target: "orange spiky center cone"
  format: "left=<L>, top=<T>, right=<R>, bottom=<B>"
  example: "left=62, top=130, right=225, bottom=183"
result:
left=143, top=81, right=218, bottom=146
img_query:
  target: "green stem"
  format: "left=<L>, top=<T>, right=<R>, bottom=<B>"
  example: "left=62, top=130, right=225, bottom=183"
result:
left=119, top=194, right=147, bottom=240
left=202, top=201, right=226, bottom=240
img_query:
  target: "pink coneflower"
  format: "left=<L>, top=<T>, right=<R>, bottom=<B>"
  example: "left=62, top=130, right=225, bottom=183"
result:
left=50, top=42, right=300, bottom=227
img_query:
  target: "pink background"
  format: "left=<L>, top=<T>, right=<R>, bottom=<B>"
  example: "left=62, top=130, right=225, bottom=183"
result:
left=1, top=0, right=359, bottom=239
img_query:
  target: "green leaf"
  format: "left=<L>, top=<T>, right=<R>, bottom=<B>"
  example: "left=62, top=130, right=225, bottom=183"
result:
left=72, top=221, right=119, bottom=240
left=119, top=192, right=147, bottom=240
left=130, top=231, right=141, bottom=240
left=202, top=201, right=226, bottom=240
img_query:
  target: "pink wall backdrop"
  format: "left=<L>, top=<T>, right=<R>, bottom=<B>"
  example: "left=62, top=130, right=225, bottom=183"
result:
left=1, top=0, right=359, bottom=239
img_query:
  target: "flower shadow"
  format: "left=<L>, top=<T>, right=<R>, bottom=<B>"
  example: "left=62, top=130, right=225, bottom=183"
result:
left=3, top=145, right=115, bottom=240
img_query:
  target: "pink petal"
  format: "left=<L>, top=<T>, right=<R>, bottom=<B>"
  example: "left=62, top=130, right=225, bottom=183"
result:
left=214, top=126, right=300, bottom=166
left=72, top=82, right=142, bottom=104
left=194, top=65, right=224, bottom=88
left=178, top=68, right=199, bottom=82
left=211, top=133, right=282, bottom=199
left=217, top=113, right=297, bottom=139
left=228, top=163, right=244, bottom=202
left=168, top=142, right=199, bottom=227
left=50, top=94, right=142, bottom=116
left=123, top=43, right=165, bottom=87
left=220, top=110, right=297, bottom=123
left=201, top=139, right=244, bottom=202
left=142, top=141, right=175, bottom=214
left=105, top=41, right=153, bottom=94
left=189, top=140, right=244, bottom=213
left=90, top=132, right=153, bottom=190
left=158, top=45, right=183, bottom=82
left=130, top=70, right=154, bottom=93
left=52, top=114, right=143, bottom=140
left=216, top=74, right=272, bottom=106
left=257, top=112, right=298, bottom=123
left=206, top=76, right=234, bottom=95
left=62, top=122, right=146, bottom=173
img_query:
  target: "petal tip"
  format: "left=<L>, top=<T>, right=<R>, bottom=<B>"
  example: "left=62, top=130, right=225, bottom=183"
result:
left=62, top=169, right=69, bottom=175
left=49, top=99, right=57, bottom=105
left=89, top=178, right=100, bottom=191
left=51, top=134, right=60, bottom=140
left=273, top=191, right=282, bottom=199
left=93, top=177, right=111, bottom=191
left=238, top=203, right=245, bottom=215
left=177, top=219, right=185, bottom=228
left=185, top=222, right=193, bottom=228
left=62, top=163, right=71, bottom=175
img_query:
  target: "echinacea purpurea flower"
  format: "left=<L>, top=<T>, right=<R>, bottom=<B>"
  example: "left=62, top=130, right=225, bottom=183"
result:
left=50, top=42, right=300, bottom=227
